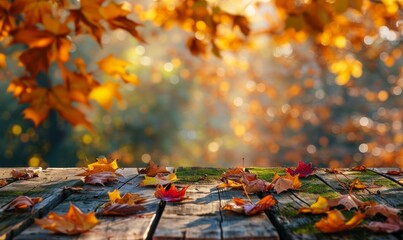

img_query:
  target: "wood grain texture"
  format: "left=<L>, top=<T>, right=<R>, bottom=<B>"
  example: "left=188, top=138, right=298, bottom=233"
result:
left=153, top=185, right=222, bottom=240
left=0, top=168, right=84, bottom=240
left=369, top=168, right=403, bottom=186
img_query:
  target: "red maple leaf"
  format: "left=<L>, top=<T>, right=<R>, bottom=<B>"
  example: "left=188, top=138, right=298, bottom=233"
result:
left=286, top=161, right=315, bottom=178
left=154, top=183, right=189, bottom=202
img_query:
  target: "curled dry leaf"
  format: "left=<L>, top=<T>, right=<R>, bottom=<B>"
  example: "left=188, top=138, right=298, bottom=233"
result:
left=315, top=209, right=365, bottom=233
left=299, top=196, right=329, bottom=214
left=241, top=176, right=272, bottom=193
left=84, top=172, right=119, bottom=186
left=350, top=165, right=366, bottom=171
left=221, top=167, right=257, bottom=182
left=0, top=179, right=7, bottom=187
left=78, top=155, right=119, bottom=176
left=271, top=173, right=301, bottom=194
left=365, top=215, right=403, bottom=233
left=138, top=160, right=170, bottom=177
left=35, top=203, right=98, bottom=235
left=365, top=203, right=400, bottom=218
left=11, top=168, right=40, bottom=180
left=154, top=183, right=189, bottom=202
left=328, top=194, right=366, bottom=210
left=5, top=195, right=42, bottom=211
left=286, top=161, right=314, bottom=178
left=386, top=170, right=402, bottom=176
left=101, top=203, right=145, bottom=216
left=107, top=189, right=146, bottom=205
left=139, top=173, right=177, bottom=186
left=222, top=195, right=276, bottom=216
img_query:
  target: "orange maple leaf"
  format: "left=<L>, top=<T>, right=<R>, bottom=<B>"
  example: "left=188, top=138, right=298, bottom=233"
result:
left=138, top=160, right=170, bottom=177
left=35, top=203, right=98, bottom=235
left=154, top=183, right=189, bottom=202
left=217, top=179, right=244, bottom=189
left=101, top=189, right=146, bottom=216
left=315, top=209, right=365, bottom=233
left=350, top=178, right=366, bottom=190
left=299, top=196, right=329, bottom=214
left=67, top=0, right=105, bottom=44
left=222, top=195, right=276, bottom=216
left=139, top=173, right=178, bottom=187
left=11, top=0, right=53, bottom=26
left=97, top=55, right=139, bottom=85
left=100, top=2, right=145, bottom=43
left=87, top=156, right=119, bottom=173
left=107, top=189, right=146, bottom=205
left=0, top=1, right=16, bottom=39
left=13, top=16, right=71, bottom=75
left=5, top=195, right=42, bottom=211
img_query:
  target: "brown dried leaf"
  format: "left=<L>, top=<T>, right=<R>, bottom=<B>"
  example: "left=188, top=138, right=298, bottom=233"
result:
left=0, top=179, right=7, bottom=187
left=84, top=172, right=119, bottom=186
left=5, top=195, right=42, bottom=211
left=11, top=169, right=40, bottom=180
left=101, top=203, right=145, bottom=216
left=138, top=160, right=170, bottom=177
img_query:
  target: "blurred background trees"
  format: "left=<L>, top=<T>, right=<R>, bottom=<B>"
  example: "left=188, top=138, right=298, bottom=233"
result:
left=0, top=0, right=402, bottom=168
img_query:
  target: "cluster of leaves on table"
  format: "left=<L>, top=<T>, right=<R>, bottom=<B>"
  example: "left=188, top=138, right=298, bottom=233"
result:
left=217, top=161, right=402, bottom=233
left=1, top=160, right=402, bottom=235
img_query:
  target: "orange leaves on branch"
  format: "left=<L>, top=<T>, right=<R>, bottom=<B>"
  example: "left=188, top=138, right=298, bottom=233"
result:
left=5, top=195, right=42, bottom=211
left=154, top=183, right=189, bottom=202
left=315, top=209, right=365, bottom=233
left=35, top=203, right=98, bottom=235
left=0, top=1, right=15, bottom=39
left=138, top=160, right=170, bottom=177
left=223, top=195, right=276, bottom=216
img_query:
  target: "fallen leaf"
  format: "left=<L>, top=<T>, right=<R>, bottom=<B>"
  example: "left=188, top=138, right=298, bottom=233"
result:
left=78, top=155, right=119, bottom=176
left=0, top=179, right=7, bottom=187
left=365, top=203, right=400, bottom=218
left=35, top=203, right=98, bottom=235
left=222, top=195, right=276, bottom=216
left=154, top=183, right=189, bottom=202
left=286, top=161, right=315, bottom=177
left=107, top=189, right=146, bottom=205
left=328, top=194, right=365, bottom=210
left=221, top=168, right=257, bottom=182
left=365, top=215, right=403, bottom=233
left=101, top=203, right=145, bottom=216
left=241, top=176, right=272, bottom=193
left=351, top=165, right=366, bottom=171
left=350, top=179, right=366, bottom=190
left=386, top=170, right=402, bottom=176
left=299, top=196, right=329, bottom=214
left=217, top=179, right=243, bottom=189
left=138, top=160, right=170, bottom=177
left=84, top=172, right=119, bottom=186
left=5, top=195, right=42, bottom=211
left=62, top=186, right=83, bottom=193
left=315, top=209, right=365, bottom=233
left=11, top=168, right=40, bottom=180
left=272, top=172, right=301, bottom=194
left=139, top=173, right=178, bottom=186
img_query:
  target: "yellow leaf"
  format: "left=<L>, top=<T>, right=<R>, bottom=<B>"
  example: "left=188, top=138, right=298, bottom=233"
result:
left=139, top=173, right=178, bottom=186
left=89, top=81, right=123, bottom=110
left=299, top=196, right=329, bottom=214
left=98, top=55, right=139, bottom=85
left=87, top=156, right=119, bottom=173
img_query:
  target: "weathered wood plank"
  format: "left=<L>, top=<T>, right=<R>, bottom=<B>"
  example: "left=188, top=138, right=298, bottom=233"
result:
left=315, top=169, right=403, bottom=208
left=0, top=168, right=84, bottom=240
left=369, top=168, right=403, bottom=186
left=16, top=168, right=162, bottom=240
left=249, top=168, right=398, bottom=240
left=219, top=188, right=279, bottom=240
left=153, top=184, right=222, bottom=240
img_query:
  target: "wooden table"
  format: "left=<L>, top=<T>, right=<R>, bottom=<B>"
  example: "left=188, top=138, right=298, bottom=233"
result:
left=0, top=167, right=402, bottom=240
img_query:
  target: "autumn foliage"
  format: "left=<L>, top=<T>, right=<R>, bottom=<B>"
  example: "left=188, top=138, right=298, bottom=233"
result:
left=1, top=0, right=402, bottom=131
